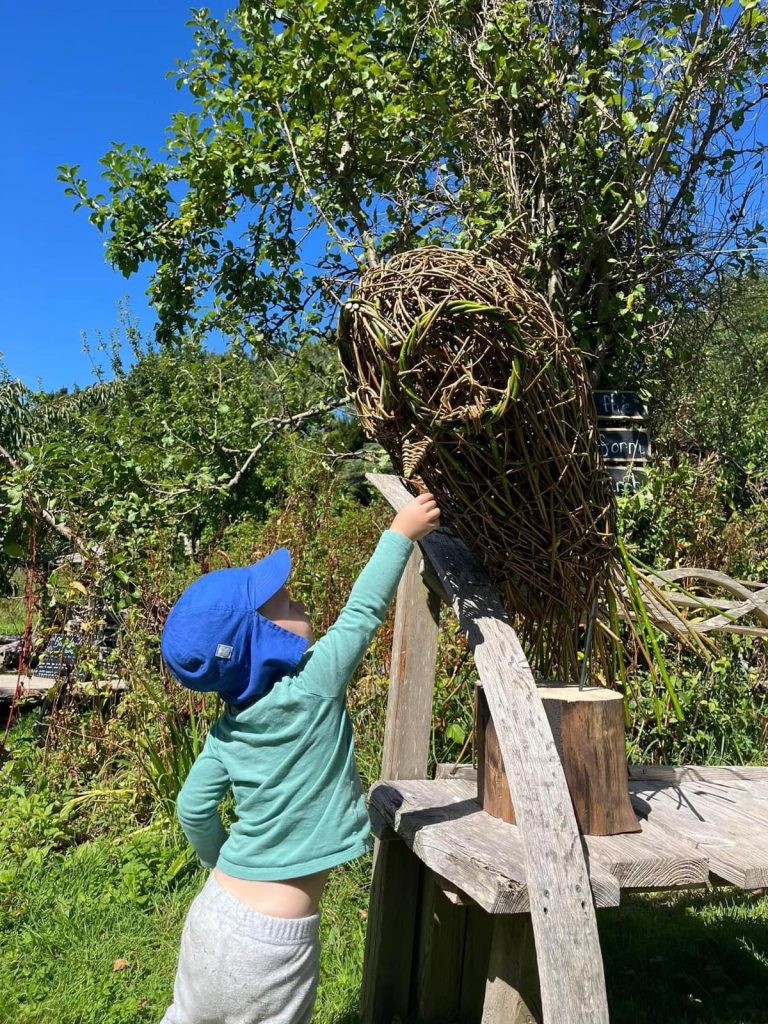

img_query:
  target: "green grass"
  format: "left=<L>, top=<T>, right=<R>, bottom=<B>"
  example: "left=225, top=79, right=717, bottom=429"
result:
left=2, top=834, right=768, bottom=1024
left=0, top=840, right=187, bottom=1024
left=601, top=889, right=768, bottom=1023
left=0, top=838, right=368, bottom=1024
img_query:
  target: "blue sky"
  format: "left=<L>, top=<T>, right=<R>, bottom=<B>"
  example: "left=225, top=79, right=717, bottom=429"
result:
left=1, top=2, right=227, bottom=391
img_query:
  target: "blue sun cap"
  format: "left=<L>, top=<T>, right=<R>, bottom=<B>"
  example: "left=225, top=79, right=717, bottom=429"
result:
left=160, top=547, right=310, bottom=706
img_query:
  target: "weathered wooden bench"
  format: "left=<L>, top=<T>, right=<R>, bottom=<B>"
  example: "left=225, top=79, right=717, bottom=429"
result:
left=360, top=474, right=768, bottom=1024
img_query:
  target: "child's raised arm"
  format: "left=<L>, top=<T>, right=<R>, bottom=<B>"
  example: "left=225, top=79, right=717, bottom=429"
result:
left=294, top=493, right=440, bottom=701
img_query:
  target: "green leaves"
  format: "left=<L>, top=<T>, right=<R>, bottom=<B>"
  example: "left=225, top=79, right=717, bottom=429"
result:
left=56, top=0, right=768, bottom=390
left=0, top=321, right=346, bottom=614
left=445, top=722, right=466, bottom=746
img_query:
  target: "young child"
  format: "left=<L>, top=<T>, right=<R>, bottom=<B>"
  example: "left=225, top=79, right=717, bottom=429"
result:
left=159, top=491, right=441, bottom=1024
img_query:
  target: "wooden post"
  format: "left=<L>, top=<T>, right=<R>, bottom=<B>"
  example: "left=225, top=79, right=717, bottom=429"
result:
left=482, top=915, right=543, bottom=1024
left=459, top=905, right=495, bottom=1022
left=382, top=548, right=442, bottom=779
left=414, top=870, right=467, bottom=1022
left=361, top=543, right=442, bottom=1024
left=476, top=684, right=515, bottom=824
left=360, top=835, right=422, bottom=1023
left=477, top=684, right=640, bottom=835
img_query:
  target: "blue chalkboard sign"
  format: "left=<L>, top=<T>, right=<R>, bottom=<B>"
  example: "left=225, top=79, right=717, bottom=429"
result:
left=594, top=391, right=647, bottom=420
left=606, top=465, right=647, bottom=495
left=600, top=428, right=650, bottom=462
left=34, top=632, right=81, bottom=680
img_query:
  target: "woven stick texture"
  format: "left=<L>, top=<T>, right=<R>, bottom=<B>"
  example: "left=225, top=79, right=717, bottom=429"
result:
left=338, top=247, right=619, bottom=681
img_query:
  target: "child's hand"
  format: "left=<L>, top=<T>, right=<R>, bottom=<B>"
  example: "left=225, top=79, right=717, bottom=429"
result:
left=390, top=492, right=441, bottom=542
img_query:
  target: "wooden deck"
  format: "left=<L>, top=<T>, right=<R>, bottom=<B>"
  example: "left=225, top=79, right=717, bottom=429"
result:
left=629, top=765, right=768, bottom=888
left=369, top=765, right=768, bottom=911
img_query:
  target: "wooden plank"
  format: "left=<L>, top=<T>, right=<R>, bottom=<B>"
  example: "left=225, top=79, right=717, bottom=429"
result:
left=359, top=836, right=421, bottom=1024
left=0, top=673, right=126, bottom=701
left=427, top=768, right=491, bottom=907
left=683, top=782, right=768, bottom=823
left=415, top=870, right=467, bottom=1022
left=370, top=779, right=530, bottom=913
left=419, top=554, right=452, bottom=606
left=370, top=820, right=481, bottom=909
left=381, top=544, right=441, bottom=780
left=369, top=778, right=621, bottom=913
left=629, top=765, right=768, bottom=785
left=361, top=542, right=441, bottom=1022
left=367, top=474, right=610, bottom=1024
left=436, top=762, right=478, bottom=782
left=482, top=914, right=543, bottom=1024
left=650, top=777, right=768, bottom=821
left=630, top=780, right=768, bottom=888
left=584, top=819, right=709, bottom=889
left=392, top=774, right=708, bottom=893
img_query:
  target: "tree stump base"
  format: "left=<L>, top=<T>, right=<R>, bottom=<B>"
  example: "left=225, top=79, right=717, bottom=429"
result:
left=476, top=683, right=641, bottom=836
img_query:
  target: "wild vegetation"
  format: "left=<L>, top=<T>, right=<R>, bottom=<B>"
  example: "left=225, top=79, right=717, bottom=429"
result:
left=2, top=0, right=768, bottom=1020
left=1, top=350, right=767, bottom=1018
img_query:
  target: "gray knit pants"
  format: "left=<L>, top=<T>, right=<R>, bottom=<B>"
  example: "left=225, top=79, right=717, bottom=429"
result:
left=161, top=872, right=321, bottom=1024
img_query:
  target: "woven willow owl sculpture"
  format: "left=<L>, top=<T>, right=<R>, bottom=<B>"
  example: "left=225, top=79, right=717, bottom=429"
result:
left=337, top=246, right=620, bottom=683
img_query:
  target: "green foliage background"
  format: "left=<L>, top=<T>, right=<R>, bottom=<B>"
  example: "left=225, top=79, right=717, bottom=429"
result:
left=60, top=0, right=768, bottom=384
left=1, top=1, right=768, bottom=1018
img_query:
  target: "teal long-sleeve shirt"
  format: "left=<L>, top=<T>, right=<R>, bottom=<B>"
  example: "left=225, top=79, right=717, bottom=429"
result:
left=175, top=528, right=415, bottom=879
